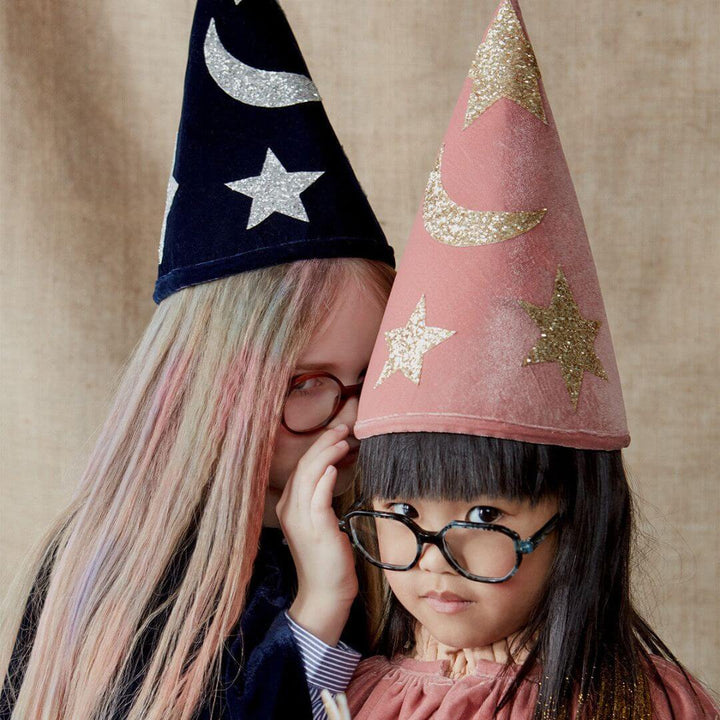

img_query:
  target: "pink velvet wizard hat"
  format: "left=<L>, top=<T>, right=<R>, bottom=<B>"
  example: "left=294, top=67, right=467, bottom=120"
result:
left=356, top=0, right=629, bottom=450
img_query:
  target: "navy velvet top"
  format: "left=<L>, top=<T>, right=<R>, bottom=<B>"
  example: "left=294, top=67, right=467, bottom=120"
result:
left=1, top=527, right=367, bottom=719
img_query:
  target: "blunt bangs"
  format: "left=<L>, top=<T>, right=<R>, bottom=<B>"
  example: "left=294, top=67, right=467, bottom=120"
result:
left=357, top=432, right=577, bottom=504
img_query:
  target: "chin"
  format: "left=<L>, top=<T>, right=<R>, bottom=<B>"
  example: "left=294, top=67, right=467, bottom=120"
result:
left=423, top=616, right=515, bottom=651
left=423, top=621, right=479, bottom=650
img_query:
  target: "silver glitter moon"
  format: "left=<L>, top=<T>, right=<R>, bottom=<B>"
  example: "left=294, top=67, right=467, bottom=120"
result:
left=423, top=145, right=546, bottom=247
left=203, top=19, right=320, bottom=108
left=158, top=175, right=178, bottom=264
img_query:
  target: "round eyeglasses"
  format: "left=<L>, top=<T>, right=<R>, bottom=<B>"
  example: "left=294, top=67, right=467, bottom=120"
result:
left=339, top=509, right=560, bottom=583
left=282, top=371, right=363, bottom=434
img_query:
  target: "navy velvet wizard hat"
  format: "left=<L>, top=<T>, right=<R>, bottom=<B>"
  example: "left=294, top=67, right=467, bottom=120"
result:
left=154, top=0, right=395, bottom=303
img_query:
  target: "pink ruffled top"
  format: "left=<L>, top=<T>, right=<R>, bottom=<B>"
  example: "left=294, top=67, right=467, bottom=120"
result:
left=346, top=654, right=719, bottom=719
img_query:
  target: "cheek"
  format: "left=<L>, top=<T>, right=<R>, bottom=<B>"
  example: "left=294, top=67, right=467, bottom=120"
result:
left=269, top=429, right=314, bottom=488
left=488, top=573, right=542, bottom=622
left=518, top=537, right=556, bottom=597
left=487, top=539, right=554, bottom=619
left=467, top=542, right=554, bottom=635
left=383, top=571, right=416, bottom=610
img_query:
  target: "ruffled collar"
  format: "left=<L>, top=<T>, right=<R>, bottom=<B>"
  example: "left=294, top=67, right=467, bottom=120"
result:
left=409, top=625, right=531, bottom=679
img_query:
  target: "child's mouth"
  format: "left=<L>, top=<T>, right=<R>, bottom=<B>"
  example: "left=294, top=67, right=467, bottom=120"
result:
left=423, top=592, right=474, bottom=614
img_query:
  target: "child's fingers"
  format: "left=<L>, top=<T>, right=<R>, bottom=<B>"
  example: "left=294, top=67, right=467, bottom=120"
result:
left=283, top=425, right=346, bottom=496
left=278, top=426, right=350, bottom=522
left=320, top=690, right=339, bottom=720
left=336, top=693, right=352, bottom=719
left=310, top=465, right=338, bottom=526
left=279, top=441, right=347, bottom=524
left=292, top=441, right=349, bottom=510
left=301, top=425, right=349, bottom=460
left=320, top=690, right=353, bottom=720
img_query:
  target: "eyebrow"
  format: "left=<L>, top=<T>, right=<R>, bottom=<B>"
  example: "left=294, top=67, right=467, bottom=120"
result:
left=295, top=362, right=340, bottom=372
left=294, top=362, right=368, bottom=375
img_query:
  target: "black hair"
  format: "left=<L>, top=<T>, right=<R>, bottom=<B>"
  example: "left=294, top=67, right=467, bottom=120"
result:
left=357, top=432, right=706, bottom=720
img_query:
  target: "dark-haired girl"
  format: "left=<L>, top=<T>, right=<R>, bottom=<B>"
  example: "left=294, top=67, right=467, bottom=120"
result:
left=334, top=434, right=718, bottom=719
left=281, top=0, right=719, bottom=716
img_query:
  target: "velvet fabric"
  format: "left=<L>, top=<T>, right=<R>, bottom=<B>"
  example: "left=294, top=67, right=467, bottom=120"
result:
left=0, top=528, right=367, bottom=719
left=355, top=0, right=629, bottom=450
left=345, top=655, right=719, bottom=720
left=154, top=0, right=394, bottom=303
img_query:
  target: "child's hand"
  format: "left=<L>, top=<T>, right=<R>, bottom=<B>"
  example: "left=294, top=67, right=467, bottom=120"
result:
left=321, top=690, right=353, bottom=720
left=276, top=425, right=359, bottom=646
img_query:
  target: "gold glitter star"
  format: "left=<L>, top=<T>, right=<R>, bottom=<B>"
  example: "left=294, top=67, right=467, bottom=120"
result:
left=374, top=296, right=456, bottom=388
left=519, top=268, right=608, bottom=409
left=465, top=0, right=547, bottom=128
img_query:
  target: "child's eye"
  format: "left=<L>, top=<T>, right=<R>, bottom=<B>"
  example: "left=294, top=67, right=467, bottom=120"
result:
left=467, top=506, right=502, bottom=524
left=288, top=377, right=323, bottom=396
left=387, top=502, right=418, bottom=519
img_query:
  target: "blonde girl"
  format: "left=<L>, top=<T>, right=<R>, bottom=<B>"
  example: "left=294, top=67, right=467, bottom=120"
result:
left=1, top=0, right=396, bottom=717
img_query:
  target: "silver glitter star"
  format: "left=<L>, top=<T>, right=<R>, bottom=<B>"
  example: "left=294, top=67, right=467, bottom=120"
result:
left=226, top=149, right=324, bottom=230
left=375, top=296, right=456, bottom=388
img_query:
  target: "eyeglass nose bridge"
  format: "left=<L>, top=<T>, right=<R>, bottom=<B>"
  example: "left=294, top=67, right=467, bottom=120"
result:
left=411, top=526, right=455, bottom=568
left=324, top=379, right=363, bottom=430
left=335, top=380, right=363, bottom=410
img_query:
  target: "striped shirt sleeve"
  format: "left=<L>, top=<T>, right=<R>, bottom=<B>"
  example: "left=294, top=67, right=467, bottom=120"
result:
left=285, top=612, right=361, bottom=720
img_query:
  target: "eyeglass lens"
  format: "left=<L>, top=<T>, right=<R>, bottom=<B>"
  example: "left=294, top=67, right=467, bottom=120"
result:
left=283, top=375, right=343, bottom=432
left=348, top=514, right=518, bottom=580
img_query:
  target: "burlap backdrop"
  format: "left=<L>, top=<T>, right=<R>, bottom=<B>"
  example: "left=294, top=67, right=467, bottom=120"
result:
left=1, top=0, right=718, bottom=693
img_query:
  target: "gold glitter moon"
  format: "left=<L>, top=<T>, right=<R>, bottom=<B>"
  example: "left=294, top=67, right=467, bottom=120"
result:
left=423, top=145, right=546, bottom=247
left=374, top=296, right=456, bottom=388
left=519, top=268, right=608, bottom=410
left=465, top=0, right=547, bottom=128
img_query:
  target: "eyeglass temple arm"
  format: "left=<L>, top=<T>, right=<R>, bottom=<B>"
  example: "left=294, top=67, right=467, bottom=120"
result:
left=338, top=504, right=363, bottom=533
left=519, top=514, right=560, bottom=554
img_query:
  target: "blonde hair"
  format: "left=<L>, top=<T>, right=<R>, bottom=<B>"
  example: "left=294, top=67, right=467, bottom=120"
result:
left=0, top=258, right=394, bottom=720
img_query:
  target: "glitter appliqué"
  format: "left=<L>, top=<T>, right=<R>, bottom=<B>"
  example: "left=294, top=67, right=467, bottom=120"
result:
left=465, top=0, right=547, bottom=128
left=519, top=268, right=607, bottom=409
left=204, top=19, right=320, bottom=108
left=158, top=175, right=178, bottom=264
left=375, top=296, right=456, bottom=388
left=226, top=148, right=324, bottom=229
left=423, top=145, right=546, bottom=247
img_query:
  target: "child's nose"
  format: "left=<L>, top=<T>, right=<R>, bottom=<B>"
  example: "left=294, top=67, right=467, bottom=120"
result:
left=417, top=542, right=456, bottom=575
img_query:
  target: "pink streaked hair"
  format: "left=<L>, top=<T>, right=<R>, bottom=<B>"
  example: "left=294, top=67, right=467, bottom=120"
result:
left=0, top=258, right=394, bottom=720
